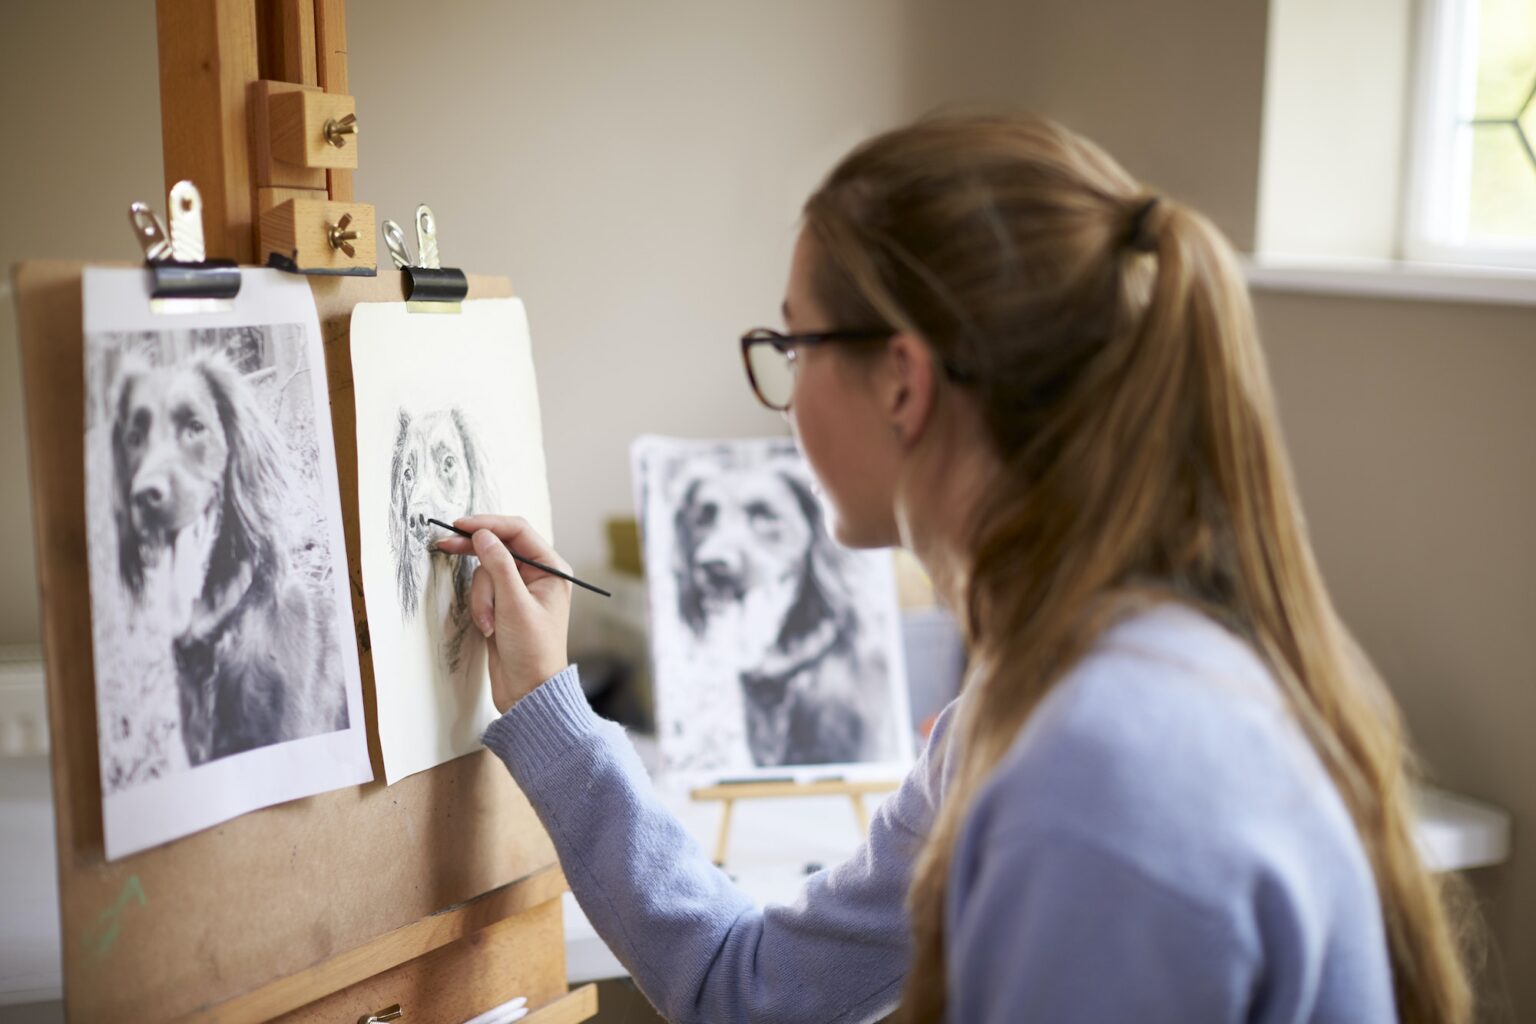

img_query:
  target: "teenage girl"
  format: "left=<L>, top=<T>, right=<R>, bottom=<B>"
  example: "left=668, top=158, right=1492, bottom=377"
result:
left=438, top=113, right=1471, bottom=1023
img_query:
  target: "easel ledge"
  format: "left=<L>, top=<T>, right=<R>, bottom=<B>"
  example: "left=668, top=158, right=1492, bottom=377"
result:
left=691, top=778, right=902, bottom=866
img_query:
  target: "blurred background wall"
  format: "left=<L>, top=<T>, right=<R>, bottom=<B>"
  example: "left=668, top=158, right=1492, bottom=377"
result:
left=1, top=2, right=1530, bottom=1018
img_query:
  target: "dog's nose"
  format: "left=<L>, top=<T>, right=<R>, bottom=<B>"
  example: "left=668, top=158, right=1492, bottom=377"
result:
left=133, top=482, right=166, bottom=514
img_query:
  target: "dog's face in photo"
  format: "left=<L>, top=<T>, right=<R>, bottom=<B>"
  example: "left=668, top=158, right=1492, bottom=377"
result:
left=670, top=461, right=875, bottom=767
left=112, top=352, right=292, bottom=602
left=673, top=468, right=824, bottom=648
left=114, top=364, right=227, bottom=551
left=389, top=408, right=488, bottom=619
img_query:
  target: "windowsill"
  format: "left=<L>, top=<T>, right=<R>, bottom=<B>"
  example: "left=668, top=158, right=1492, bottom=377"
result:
left=1243, top=254, right=1536, bottom=307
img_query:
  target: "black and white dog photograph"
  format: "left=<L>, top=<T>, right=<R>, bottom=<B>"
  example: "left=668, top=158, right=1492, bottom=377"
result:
left=80, top=268, right=370, bottom=859
left=85, top=321, right=353, bottom=789
left=633, top=436, right=913, bottom=780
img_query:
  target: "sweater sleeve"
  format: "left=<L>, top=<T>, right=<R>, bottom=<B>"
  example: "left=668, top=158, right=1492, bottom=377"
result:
left=481, top=666, right=946, bottom=1024
left=949, top=827, right=1260, bottom=1024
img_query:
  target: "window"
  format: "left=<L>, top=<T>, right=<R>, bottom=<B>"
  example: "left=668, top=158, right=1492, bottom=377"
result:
left=1406, top=0, right=1536, bottom=267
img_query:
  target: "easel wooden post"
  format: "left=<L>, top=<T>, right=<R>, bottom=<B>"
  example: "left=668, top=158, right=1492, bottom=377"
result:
left=692, top=779, right=901, bottom=866
left=12, top=3, right=597, bottom=1021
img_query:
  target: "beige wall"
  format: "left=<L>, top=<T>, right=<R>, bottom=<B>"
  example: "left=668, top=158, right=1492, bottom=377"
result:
left=346, top=0, right=933, bottom=652
left=1258, top=291, right=1536, bottom=1017
left=2, top=0, right=1531, bottom=1018
left=0, top=2, right=164, bottom=644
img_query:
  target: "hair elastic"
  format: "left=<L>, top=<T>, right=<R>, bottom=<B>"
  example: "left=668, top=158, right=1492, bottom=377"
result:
left=1125, top=196, right=1161, bottom=253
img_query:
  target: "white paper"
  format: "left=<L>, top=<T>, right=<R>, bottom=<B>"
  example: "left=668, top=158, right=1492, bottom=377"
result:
left=632, top=435, right=914, bottom=786
left=81, top=268, right=373, bottom=861
left=350, top=299, right=553, bottom=785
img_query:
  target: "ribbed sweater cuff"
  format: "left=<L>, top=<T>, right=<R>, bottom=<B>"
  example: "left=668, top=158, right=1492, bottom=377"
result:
left=481, top=665, right=599, bottom=775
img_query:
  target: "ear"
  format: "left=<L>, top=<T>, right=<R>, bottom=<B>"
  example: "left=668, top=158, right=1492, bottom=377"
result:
left=672, top=477, right=707, bottom=636
left=111, top=369, right=145, bottom=594
left=451, top=407, right=495, bottom=512
left=775, top=472, right=852, bottom=649
left=782, top=471, right=852, bottom=599
left=880, top=332, right=938, bottom=449
left=448, top=408, right=489, bottom=606
left=388, top=407, right=412, bottom=557
left=200, top=356, right=288, bottom=577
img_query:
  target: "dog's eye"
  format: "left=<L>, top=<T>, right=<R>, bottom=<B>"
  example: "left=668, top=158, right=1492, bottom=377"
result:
left=442, top=455, right=457, bottom=472
left=185, top=418, right=205, bottom=436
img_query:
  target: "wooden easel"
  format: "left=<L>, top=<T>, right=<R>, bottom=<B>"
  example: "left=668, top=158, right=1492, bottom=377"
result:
left=12, top=3, right=597, bottom=1021
left=692, top=778, right=902, bottom=866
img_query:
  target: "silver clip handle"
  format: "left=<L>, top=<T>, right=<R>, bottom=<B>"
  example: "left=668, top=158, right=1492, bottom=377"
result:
left=128, top=202, right=172, bottom=262
left=167, top=180, right=206, bottom=263
left=416, top=204, right=440, bottom=270
left=382, top=219, right=414, bottom=269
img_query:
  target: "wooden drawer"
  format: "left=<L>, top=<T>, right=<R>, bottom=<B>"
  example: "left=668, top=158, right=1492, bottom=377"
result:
left=275, top=891, right=597, bottom=1024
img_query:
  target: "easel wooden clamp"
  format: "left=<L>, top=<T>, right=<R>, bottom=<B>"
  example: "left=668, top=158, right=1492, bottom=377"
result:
left=692, top=777, right=902, bottom=866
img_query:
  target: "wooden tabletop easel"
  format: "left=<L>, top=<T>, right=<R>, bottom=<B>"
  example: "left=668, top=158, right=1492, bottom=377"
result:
left=692, top=778, right=902, bottom=866
left=12, top=2, right=597, bottom=1021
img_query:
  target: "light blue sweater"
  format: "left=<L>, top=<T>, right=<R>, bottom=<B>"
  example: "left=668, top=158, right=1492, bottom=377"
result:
left=482, top=604, right=1397, bottom=1023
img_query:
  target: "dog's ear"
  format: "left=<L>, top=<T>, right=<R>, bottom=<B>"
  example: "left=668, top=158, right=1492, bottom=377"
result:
left=389, top=408, right=419, bottom=615
left=198, top=354, right=290, bottom=583
left=451, top=407, right=495, bottom=512
left=448, top=407, right=493, bottom=607
left=776, top=471, right=855, bottom=649
left=388, top=408, right=412, bottom=554
left=110, top=366, right=146, bottom=595
left=672, top=476, right=709, bottom=637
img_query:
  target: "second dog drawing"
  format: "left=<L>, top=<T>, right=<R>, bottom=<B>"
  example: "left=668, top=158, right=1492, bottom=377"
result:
left=352, top=298, right=553, bottom=785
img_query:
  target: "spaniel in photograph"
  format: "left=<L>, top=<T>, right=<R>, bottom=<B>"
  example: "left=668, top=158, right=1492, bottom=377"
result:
left=388, top=407, right=493, bottom=674
left=111, top=351, right=348, bottom=767
left=673, top=466, right=892, bottom=767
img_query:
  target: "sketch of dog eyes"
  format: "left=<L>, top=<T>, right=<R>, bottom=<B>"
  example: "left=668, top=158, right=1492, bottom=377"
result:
left=671, top=466, right=881, bottom=767
left=110, top=351, right=348, bottom=767
left=388, top=407, right=493, bottom=672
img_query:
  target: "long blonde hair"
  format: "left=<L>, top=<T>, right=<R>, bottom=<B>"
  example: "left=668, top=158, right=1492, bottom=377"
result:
left=802, top=113, right=1473, bottom=1024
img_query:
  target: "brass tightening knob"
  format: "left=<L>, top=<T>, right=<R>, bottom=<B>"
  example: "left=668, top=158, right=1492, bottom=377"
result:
left=324, top=112, right=358, bottom=148
left=328, top=212, right=359, bottom=257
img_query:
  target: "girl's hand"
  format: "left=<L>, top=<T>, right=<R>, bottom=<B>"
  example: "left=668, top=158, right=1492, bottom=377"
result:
left=435, top=514, right=571, bottom=714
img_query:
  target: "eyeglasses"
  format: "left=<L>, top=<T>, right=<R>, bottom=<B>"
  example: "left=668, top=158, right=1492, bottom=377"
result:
left=739, top=326, right=891, bottom=411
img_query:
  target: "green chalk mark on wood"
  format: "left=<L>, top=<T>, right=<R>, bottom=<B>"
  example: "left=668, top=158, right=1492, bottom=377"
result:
left=86, top=875, right=146, bottom=964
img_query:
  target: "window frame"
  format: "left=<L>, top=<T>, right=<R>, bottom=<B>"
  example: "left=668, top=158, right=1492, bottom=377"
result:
left=1403, top=0, right=1536, bottom=269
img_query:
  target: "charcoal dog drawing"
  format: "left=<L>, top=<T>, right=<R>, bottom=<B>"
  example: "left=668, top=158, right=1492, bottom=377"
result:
left=387, top=407, right=494, bottom=675
left=350, top=297, right=553, bottom=785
